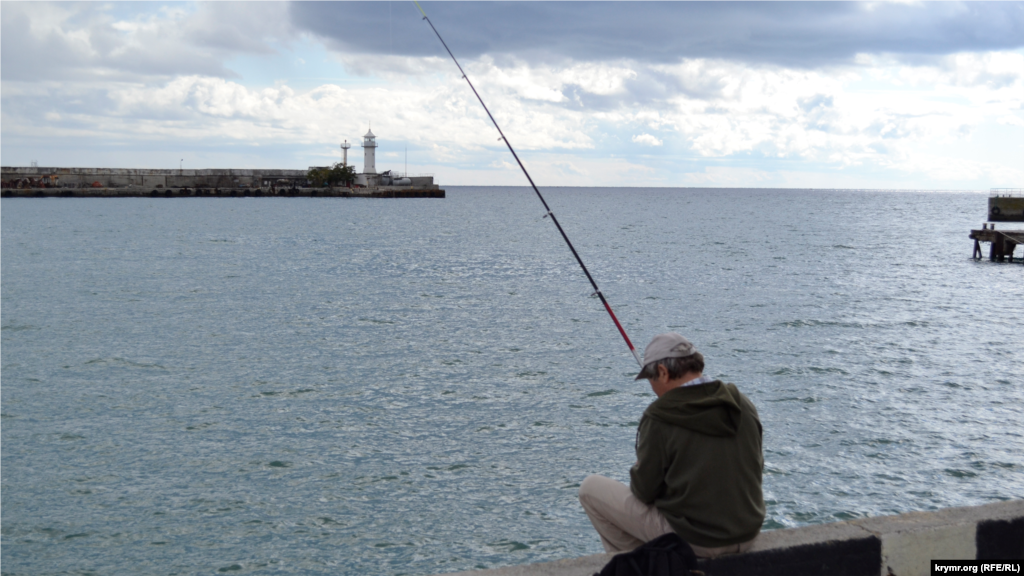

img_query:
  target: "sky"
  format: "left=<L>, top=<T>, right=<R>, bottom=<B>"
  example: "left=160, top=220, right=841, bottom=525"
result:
left=2, top=1, right=1023, bottom=189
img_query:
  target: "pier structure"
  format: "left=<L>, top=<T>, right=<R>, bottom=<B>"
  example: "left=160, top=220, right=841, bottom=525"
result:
left=3, top=127, right=431, bottom=196
left=1, top=166, right=308, bottom=190
left=969, top=189, right=1024, bottom=263
left=988, top=189, right=1024, bottom=223
left=0, top=166, right=443, bottom=198
left=1, top=187, right=444, bottom=199
left=970, top=225, right=1023, bottom=263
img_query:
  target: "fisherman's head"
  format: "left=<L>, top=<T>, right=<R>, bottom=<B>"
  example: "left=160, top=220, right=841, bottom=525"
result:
left=635, top=333, right=705, bottom=390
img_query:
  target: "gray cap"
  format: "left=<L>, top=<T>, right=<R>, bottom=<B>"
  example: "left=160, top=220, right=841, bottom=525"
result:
left=634, top=332, right=698, bottom=380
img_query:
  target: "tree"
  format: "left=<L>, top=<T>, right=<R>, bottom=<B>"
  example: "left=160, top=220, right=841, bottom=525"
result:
left=307, top=166, right=328, bottom=187
left=329, top=163, right=357, bottom=186
left=308, top=163, right=357, bottom=187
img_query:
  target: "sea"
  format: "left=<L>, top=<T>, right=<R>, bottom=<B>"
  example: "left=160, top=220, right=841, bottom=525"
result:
left=2, top=187, right=1022, bottom=575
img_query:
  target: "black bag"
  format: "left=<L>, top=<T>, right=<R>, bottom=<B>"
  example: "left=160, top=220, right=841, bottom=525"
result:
left=596, top=532, right=700, bottom=576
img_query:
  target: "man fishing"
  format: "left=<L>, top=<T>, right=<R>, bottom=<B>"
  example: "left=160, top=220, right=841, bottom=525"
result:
left=579, top=332, right=765, bottom=558
left=414, top=7, right=764, bottom=558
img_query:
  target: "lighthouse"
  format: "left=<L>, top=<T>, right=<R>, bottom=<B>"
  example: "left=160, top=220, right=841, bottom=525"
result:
left=361, top=128, right=377, bottom=175
left=340, top=140, right=351, bottom=167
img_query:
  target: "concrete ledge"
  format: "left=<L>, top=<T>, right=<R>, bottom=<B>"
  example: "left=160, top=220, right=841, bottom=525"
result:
left=444, top=553, right=615, bottom=576
left=443, top=500, right=1023, bottom=576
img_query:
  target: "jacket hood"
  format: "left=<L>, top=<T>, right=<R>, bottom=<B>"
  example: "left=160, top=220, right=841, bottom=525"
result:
left=643, top=380, right=743, bottom=437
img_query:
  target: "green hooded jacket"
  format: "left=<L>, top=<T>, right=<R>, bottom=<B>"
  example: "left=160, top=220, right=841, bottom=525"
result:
left=629, top=380, right=765, bottom=548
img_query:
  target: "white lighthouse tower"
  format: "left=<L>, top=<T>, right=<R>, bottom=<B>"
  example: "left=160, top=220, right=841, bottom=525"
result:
left=361, top=128, right=377, bottom=175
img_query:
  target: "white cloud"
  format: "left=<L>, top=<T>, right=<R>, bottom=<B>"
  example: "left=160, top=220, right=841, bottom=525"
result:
left=2, top=2, right=1022, bottom=189
left=631, top=134, right=663, bottom=146
left=552, top=161, right=588, bottom=176
left=862, top=0, right=921, bottom=9
left=882, top=152, right=1024, bottom=184
left=0, top=2, right=292, bottom=82
left=6, top=48, right=1021, bottom=186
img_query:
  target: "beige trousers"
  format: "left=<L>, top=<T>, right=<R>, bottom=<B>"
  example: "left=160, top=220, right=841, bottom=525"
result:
left=578, top=474, right=755, bottom=558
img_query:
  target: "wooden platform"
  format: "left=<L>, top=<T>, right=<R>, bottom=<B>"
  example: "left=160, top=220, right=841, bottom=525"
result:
left=969, top=228, right=1024, bottom=262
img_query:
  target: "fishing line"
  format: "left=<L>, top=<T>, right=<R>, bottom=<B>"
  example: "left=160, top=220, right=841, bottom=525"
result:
left=414, top=1, right=643, bottom=368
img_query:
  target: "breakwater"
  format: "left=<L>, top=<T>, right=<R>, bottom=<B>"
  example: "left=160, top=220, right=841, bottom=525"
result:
left=444, top=500, right=1024, bottom=576
left=2, top=187, right=444, bottom=198
left=0, top=166, right=443, bottom=198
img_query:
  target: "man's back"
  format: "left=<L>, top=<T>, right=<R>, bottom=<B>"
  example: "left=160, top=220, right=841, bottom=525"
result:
left=629, top=380, right=765, bottom=548
left=579, top=332, right=765, bottom=557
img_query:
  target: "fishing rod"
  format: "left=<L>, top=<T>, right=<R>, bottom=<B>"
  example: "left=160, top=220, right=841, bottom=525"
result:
left=414, top=1, right=643, bottom=368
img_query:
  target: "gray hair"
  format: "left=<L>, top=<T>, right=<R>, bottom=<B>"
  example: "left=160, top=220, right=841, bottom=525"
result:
left=636, top=352, right=705, bottom=380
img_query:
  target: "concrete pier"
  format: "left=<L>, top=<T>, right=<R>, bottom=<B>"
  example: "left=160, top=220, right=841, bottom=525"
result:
left=2, top=166, right=311, bottom=189
left=1, top=186, right=444, bottom=199
left=0, top=166, right=443, bottom=198
left=442, top=500, right=1023, bottom=576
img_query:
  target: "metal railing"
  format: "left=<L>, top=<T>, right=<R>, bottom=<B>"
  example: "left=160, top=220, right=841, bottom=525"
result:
left=990, top=188, right=1024, bottom=197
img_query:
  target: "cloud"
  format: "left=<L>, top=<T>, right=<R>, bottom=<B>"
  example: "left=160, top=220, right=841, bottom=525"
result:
left=2, top=1, right=1022, bottom=190
left=291, top=1, right=1024, bottom=68
left=632, top=134, right=663, bottom=147
left=5, top=46, right=1020, bottom=183
left=552, top=161, right=587, bottom=177
left=1, top=68, right=594, bottom=160
left=887, top=153, right=1024, bottom=184
left=0, top=2, right=293, bottom=82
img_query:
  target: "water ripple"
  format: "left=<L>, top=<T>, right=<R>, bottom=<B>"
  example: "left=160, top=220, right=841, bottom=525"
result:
left=2, top=189, right=1022, bottom=575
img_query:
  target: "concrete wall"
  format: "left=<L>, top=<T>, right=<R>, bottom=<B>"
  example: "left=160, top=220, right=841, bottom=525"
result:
left=2, top=187, right=445, bottom=198
left=352, top=175, right=440, bottom=189
left=408, top=176, right=435, bottom=188
left=989, top=196, right=1024, bottom=222
left=354, top=174, right=380, bottom=187
left=142, top=175, right=166, bottom=188
left=1, top=167, right=309, bottom=189
left=442, top=500, right=1023, bottom=576
left=2, top=167, right=437, bottom=192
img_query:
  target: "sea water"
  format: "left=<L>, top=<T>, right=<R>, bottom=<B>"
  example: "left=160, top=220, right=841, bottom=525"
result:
left=2, top=188, right=1022, bottom=575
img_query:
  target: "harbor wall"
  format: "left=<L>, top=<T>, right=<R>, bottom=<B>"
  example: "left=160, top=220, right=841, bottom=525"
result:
left=1, top=187, right=444, bottom=199
left=2, top=166, right=309, bottom=189
left=443, top=500, right=1024, bottom=576
left=0, top=166, right=439, bottom=193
